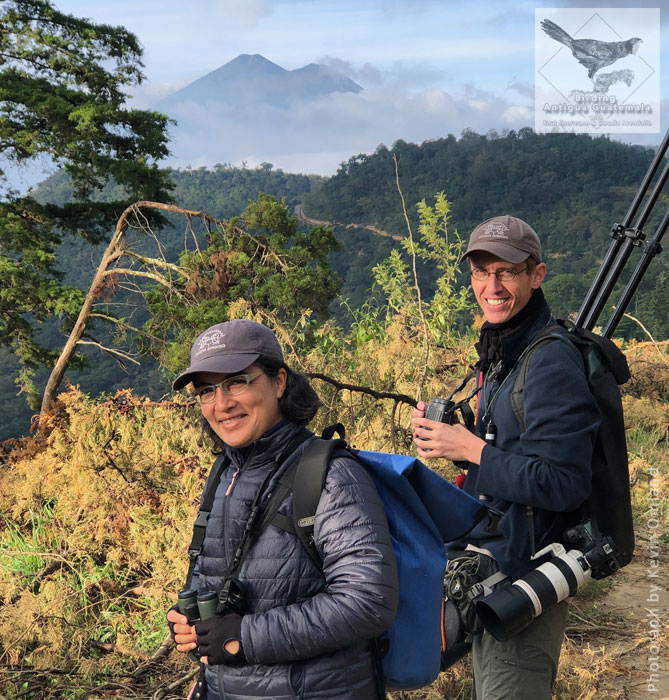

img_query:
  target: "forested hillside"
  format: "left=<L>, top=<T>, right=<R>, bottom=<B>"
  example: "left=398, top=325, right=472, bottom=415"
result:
left=4, top=5, right=665, bottom=698
left=303, top=129, right=669, bottom=338
left=0, top=166, right=320, bottom=440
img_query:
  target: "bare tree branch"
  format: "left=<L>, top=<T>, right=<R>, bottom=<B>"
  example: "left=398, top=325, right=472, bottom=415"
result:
left=76, top=340, right=141, bottom=365
left=622, top=311, right=668, bottom=361
left=120, top=249, right=182, bottom=274
left=102, top=267, right=177, bottom=288
left=393, top=154, right=430, bottom=402
left=38, top=199, right=299, bottom=432
left=88, top=313, right=168, bottom=345
left=306, top=372, right=417, bottom=407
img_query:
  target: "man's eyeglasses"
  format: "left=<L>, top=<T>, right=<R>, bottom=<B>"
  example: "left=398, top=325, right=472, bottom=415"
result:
left=194, top=371, right=264, bottom=404
left=470, top=266, right=528, bottom=282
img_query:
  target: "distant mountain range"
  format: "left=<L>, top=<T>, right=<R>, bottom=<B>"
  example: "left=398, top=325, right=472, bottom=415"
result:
left=156, top=53, right=362, bottom=111
left=154, top=54, right=364, bottom=172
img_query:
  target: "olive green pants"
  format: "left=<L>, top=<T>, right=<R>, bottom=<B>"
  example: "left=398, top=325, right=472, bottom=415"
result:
left=471, top=600, right=569, bottom=700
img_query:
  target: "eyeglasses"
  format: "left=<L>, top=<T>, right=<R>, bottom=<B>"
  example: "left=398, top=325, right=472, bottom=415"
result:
left=470, top=266, right=528, bottom=282
left=194, top=371, right=264, bottom=404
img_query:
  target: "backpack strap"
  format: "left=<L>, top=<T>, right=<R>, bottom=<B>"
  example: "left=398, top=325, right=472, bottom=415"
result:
left=509, top=325, right=569, bottom=433
left=185, top=427, right=313, bottom=589
left=185, top=453, right=229, bottom=589
left=508, top=324, right=571, bottom=557
left=270, top=427, right=349, bottom=568
left=224, top=427, right=314, bottom=575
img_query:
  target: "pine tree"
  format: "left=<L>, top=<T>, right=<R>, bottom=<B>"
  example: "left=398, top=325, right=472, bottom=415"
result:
left=0, top=0, right=173, bottom=405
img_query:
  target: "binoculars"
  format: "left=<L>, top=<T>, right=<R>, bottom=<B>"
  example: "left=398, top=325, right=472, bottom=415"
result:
left=177, top=589, right=218, bottom=661
left=421, top=397, right=469, bottom=470
left=177, top=589, right=219, bottom=623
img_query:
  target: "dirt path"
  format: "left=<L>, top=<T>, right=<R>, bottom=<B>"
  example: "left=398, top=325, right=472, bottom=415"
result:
left=572, top=538, right=669, bottom=699
left=295, top=204, right=405, bottom=241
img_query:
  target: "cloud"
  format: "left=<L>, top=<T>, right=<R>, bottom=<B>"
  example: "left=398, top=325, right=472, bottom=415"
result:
left=507, top=78, right=534, bottom=100
left=159, top=84, right=537, bottom=175
left=310, top=55, right=447, bottom=91
left=217, top=0, right=272, bottom=28
left=127, top=81, right=191, bottom=109
left=315, top=56, right=382, bottom=87
left=158, top=73, right=665, bottom=177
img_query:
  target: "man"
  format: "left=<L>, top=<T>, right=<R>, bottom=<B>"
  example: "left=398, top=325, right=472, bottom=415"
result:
left=412, top=215, right=601, bottom=699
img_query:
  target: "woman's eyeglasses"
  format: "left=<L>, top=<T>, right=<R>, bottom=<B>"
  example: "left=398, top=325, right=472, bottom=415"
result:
left=194, top=371, right=264, bottom=404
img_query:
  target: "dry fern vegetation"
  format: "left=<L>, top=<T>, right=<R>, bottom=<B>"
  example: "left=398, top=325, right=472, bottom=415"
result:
left=1, top=327, right=667, bottom=699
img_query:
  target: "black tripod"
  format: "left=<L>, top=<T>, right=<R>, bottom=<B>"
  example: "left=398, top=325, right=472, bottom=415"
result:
left=575, top=129, right=669, bottom=338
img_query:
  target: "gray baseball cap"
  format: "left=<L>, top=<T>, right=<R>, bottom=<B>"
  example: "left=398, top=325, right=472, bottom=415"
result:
left=173, top=319, right=284, bottom=390
left=462, top=215, right=542, bottom=264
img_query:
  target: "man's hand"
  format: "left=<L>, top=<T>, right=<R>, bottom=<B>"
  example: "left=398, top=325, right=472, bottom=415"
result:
left=412, top=401, right=486, bottom=464
left=166, top=607, right=198, bottom=655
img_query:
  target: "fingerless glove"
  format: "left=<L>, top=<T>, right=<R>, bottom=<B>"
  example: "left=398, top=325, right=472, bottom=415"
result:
left=195, top=613, right=246, bottom=665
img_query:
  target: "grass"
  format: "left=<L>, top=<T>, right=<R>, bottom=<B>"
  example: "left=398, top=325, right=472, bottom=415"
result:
left=0, top=503, right=60, bottom=586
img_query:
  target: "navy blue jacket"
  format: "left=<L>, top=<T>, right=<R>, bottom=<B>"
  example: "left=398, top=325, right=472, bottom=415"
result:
left=454, top=304, right=601, bottom=579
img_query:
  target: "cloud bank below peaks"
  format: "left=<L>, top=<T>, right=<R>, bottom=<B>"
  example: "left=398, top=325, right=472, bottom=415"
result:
left=162, top=83, right=533, bottom=175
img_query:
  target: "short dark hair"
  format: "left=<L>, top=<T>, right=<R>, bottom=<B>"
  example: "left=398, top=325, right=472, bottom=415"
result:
left=255, top=355, right=322, bottom=424
left=200, top=355, right=322, bottom=453
left=525, top=256, right=538, bottom=274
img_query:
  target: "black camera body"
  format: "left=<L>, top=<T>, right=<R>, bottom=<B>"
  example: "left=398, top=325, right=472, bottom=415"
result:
left=564, top=519, right=619, bottom=579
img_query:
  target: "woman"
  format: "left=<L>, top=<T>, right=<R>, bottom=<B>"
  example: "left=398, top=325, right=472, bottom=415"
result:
left=167, top=319, right=398, bottom=700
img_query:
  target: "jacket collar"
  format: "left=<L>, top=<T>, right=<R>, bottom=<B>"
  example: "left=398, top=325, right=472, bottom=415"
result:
left=497, top=304, right=552, bottom=378
left=226, top=419, right=305, bottom=470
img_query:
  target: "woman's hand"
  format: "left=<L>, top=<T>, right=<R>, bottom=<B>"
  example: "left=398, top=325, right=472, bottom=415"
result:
left=166, top=607, right=198, bottom=655
left=195, top=613, right=246, bottom=666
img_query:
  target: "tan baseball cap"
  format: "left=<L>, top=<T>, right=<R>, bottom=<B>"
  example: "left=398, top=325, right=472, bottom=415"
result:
left=462, top=215, right=542, bottom=264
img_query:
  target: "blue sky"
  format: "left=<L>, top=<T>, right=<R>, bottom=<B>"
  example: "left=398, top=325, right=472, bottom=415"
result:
left=51, top=0, right=668, bottom=98
left=55, top=0, right=543, bottom=96
left=13, top=0, right=669, bottom=178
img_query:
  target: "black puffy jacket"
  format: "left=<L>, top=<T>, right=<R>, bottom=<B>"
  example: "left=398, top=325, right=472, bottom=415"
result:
left=193, top=420, right=399, bottom=700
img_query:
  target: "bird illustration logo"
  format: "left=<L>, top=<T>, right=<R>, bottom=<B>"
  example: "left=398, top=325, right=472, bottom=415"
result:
left=540, top=18, right=642, bottom=80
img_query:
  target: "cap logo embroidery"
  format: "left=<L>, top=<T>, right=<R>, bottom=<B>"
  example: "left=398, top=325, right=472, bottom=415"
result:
left=480, top=222, right=510, bottom=239
left=195, top=329, right=226, bottom=356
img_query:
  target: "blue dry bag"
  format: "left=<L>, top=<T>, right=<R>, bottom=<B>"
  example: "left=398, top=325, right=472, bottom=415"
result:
left=289, top=431, right=486, bottom=690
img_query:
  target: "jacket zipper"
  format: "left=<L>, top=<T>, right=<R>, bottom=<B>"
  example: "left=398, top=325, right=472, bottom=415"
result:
left=225, top=467, right=239, bottom=496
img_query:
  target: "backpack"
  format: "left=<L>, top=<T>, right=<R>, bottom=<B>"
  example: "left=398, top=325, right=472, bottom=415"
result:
left=509, top=320, right=633, bottom=579
left=277, top=426, right=487, bottom=690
